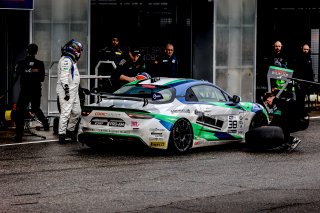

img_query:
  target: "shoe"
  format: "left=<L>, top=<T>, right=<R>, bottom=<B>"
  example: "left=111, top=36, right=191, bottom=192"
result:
left=287, top=137, right=302, bottom=152
left=59, top=134, right=66, bottom=144
left=278, top=143, right=290, bottom=151
left=66, top=130, right=77, bottom=142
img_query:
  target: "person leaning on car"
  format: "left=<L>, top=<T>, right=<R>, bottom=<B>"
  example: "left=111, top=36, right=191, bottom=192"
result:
left=263, top=92, right=303, bottom=151
left=111, top=47, right=147, bottom=91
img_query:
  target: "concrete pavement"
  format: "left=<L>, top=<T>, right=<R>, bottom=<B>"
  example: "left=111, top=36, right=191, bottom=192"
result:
left=1, top=110, right=320, bottom=145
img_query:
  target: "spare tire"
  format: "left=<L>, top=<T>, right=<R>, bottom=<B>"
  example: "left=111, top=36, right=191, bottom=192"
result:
left=245, top=126, right=284, bottom=151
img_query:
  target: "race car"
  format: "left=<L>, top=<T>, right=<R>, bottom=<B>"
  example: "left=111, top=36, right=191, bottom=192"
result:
left=78, top=77, right=269, bottom=154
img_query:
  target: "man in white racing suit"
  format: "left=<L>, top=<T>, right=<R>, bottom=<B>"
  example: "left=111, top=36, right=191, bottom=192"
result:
left=56, top=39, right=83, bottom=143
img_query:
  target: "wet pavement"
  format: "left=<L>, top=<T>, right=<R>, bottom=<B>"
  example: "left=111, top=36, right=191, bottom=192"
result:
left=0, top=120, right=58, bottom=144
left=1, top=110, right=320, bottom=145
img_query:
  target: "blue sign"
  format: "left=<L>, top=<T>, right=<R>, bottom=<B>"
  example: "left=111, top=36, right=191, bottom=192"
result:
left=0, top=0, right=34, bottom=10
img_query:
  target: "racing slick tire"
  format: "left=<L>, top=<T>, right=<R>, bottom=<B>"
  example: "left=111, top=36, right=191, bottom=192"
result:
left=245, top=126, right=284, bottom=151
left=168, top=118, right=193, bottom=154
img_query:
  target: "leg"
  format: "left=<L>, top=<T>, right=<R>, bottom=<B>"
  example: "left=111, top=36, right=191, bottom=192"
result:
left=295, top=88, right=305, bottom=112
left=58, top=94, right=73, bottom=135
left=66, top=93, right=81, bottom=142
left=57, top=93, right=74, bottom=143
left=30, top=91, right=49, bottom=131
left=14, top=91, right=30, bottom=141
left=67, top=94, right=81, bottom=132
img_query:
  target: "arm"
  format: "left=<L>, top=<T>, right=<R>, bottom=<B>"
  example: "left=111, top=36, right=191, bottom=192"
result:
left=59, top=57, right=73, bottom=101
left=119, top=74, right=136, bottom=82
left=39, top=60, right=45, bottom=82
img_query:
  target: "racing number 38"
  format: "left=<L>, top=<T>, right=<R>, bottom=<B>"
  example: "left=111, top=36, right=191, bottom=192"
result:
left=228, top=115, right=243, bottom=134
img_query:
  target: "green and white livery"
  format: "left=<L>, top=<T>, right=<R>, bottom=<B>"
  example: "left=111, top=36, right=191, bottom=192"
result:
left=78, top=77, right=269, bottom=154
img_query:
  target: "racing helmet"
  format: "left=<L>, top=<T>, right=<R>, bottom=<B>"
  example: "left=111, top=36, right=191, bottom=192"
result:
left=61, top=39, right=83, bottom=62
left=136, top=72, right=151, bottom=80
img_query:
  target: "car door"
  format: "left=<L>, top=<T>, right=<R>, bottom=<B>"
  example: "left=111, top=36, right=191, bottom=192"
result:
left=189, top=84, right=246, bottom=140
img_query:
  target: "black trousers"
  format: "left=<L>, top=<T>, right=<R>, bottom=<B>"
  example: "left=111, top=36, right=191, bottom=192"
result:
left=295, top=87, right=309, bottom=113
left=15, top=87, right=46, bottom=136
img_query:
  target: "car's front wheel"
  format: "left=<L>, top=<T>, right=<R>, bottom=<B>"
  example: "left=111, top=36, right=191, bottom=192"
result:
left=249, top=112, right=268, bottom=130
left=168, top=118, right=193, bottom=154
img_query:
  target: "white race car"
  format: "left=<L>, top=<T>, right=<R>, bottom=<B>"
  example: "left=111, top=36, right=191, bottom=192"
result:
left=78, top=77, right=269, bottom=154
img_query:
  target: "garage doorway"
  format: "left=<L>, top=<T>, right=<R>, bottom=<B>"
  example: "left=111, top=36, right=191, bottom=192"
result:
left=90, top=0, right=192, bottom=78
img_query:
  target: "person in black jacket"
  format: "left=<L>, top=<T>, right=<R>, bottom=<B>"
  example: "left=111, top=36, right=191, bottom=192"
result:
left=14, top=43, right=49, bottom=141
left=263, top=92, right=302, bottom=151
left=267, top=40, right=289, bottom=69
left=98, top=36, right=124, bottom=65
left=97, top=36, right=125, bottom=92
left=293, top=43, right=314, bottom=113
left=153, top=42, right=179, bottom=77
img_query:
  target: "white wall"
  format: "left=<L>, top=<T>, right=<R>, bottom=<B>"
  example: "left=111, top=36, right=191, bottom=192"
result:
left=214, top=0, right=256, bottom=101
left=33, top=0, right=89, bottom=116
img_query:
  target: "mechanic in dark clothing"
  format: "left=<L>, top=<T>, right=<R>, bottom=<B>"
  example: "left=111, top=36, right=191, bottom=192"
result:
left=153, top=42, right=178, bottom=77
left=265, top=40, right=293, bottom=98
left=14, top=43, right=49, bottom=141
left=266, top=40, right=289, bottom=69
left=293, top=43, right=314, bottom=113
left=97, top=36, right=125, bottom=92
left=98, top=36, right=124, bottom=66
left=263, top=92, right=303, bottom=151
left=111, top=48, right=148, bottom=91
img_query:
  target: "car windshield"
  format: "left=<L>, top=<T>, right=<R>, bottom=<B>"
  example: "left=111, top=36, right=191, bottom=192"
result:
left=113, top=84, right=175, bottom=102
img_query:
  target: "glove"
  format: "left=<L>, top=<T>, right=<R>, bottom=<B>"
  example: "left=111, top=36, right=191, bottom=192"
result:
left=64, top=94, right=70, bottom=101
left=64, top=84, right=70, bottom=101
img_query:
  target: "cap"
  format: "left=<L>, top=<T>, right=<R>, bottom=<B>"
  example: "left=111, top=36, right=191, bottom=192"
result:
left=130, top=48, right=141, bottom=56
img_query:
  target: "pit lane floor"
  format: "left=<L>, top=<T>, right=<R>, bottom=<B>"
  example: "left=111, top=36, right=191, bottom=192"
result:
left=1, top=110, right=320, bottom=146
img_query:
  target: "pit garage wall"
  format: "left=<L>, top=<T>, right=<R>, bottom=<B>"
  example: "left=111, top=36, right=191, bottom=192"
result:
left=213, top=0, right=257, bottom=102
left=32, top=0, right=89, bottom=116
left=31, top=0, right=257, bottom=116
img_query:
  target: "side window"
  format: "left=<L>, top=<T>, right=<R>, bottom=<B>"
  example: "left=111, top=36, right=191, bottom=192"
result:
left=190, top=85, right=227, bottom=102
left=185, top=88, right=198, bottom=102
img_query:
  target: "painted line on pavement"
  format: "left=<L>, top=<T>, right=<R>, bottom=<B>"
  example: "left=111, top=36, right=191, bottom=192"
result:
left=0, top=139, right=59, bottom=147
left=310, top=116, right=320, bottom=119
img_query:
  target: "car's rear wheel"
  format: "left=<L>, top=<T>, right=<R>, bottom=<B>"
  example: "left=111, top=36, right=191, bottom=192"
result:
left=168, top=118, right=193, bottom=154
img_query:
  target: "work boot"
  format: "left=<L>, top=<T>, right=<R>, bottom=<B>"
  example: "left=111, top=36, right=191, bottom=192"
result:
left=43, top=118, right=50, bottom=131
left=59, top=134, right=66, bottom=144
left=66, top=130, right=77, bottom=142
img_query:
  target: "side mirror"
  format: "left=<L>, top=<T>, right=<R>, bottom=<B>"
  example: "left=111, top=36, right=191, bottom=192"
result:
left=232, top=95, right=240, bottom=103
